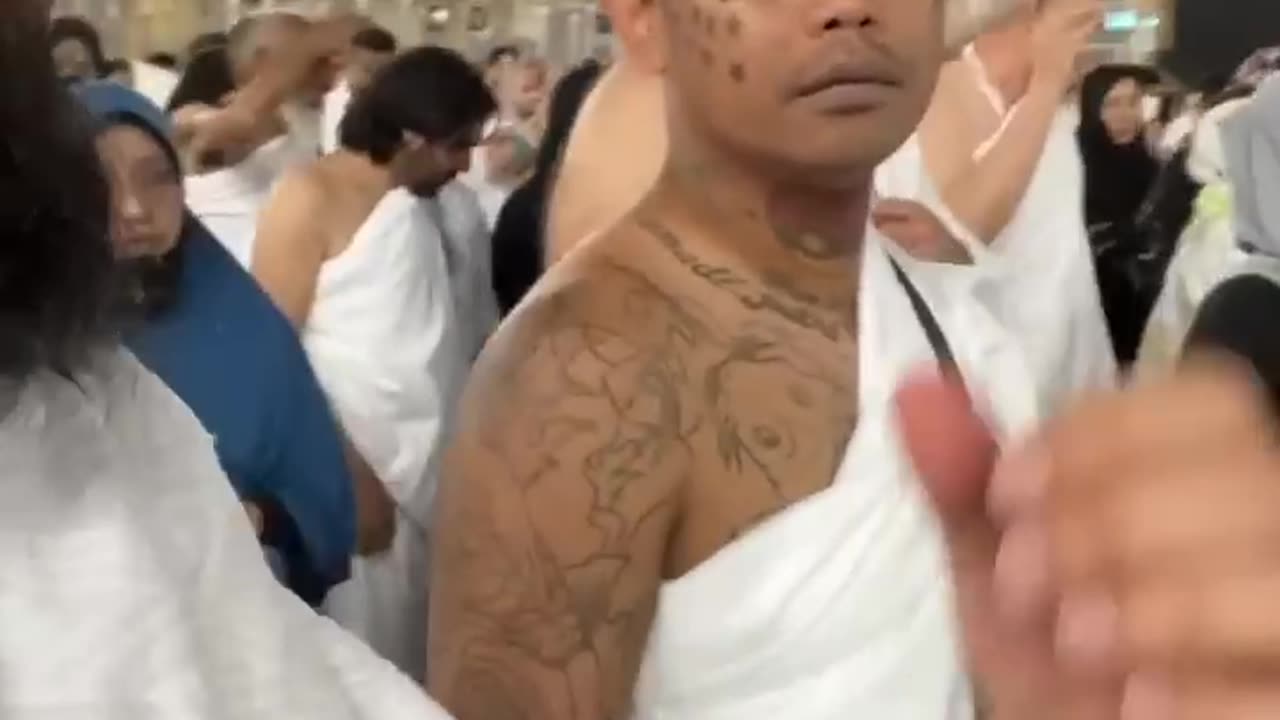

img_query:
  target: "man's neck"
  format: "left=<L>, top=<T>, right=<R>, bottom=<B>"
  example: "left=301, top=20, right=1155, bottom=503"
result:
left=331, top=149, right=395, bottom=194
left=652, top=142, right=871, bottom=310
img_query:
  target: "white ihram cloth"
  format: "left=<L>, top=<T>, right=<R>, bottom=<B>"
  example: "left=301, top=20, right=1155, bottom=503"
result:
left=307, top=189, right=466, bottom=678
left=185, top=135, right=316, bottom=267
left=631, top=231, right=1041, bottom=720
left=323, top=81, right=352, bottom=155
left=428, top=182, right=500, bottom=364
left=130, top=61, right=178, bottom=109
left=879, top=51, right=1116, bottom=412
left=0, top=349, right=452, bottom=720
left=966, top=56, right=1116, bottom=408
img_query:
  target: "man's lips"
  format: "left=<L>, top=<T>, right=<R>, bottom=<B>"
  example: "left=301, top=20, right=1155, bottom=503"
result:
left=793, top=62, right=901, bottom=99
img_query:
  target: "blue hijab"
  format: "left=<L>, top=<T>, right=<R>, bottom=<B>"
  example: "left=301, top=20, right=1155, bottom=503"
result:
left=77, top=83, right=355, bottom=604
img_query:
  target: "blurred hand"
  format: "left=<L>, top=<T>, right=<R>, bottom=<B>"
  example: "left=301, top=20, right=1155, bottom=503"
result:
left=873, top=199, right=973, bottom=265
left=898, top=359, right=1280, bottom=717
left=1032, top=0, right=1102, bottom=92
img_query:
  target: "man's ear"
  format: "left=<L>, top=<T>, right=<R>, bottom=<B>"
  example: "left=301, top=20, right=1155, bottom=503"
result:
left=600, top=0, right=666, bottom=74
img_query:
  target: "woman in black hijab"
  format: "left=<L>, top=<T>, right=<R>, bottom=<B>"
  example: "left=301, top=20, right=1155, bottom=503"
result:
left=1078, top=64, right=1162, bottom=366
left=1079, top=64, right=1161, bottom=231
left=490, top=60, right=603, bottom=316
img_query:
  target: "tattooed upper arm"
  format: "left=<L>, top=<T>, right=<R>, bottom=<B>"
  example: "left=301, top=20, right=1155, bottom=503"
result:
left=428, top=268, right=700, bottom=720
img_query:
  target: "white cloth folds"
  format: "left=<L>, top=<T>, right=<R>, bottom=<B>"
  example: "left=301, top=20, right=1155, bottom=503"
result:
left=186, top=135, right=315, bottom=267
left=0, top=349, right=451, bottom=719
left=305, top=189, right=466, bottom=676
left=630, top=233, right=1039, bottom=720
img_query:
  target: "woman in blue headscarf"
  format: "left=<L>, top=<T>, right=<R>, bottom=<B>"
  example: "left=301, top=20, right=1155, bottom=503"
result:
left=76, top=82, right=356, bottom=605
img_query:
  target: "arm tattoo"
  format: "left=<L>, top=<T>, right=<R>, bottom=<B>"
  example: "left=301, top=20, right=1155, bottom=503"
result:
left=431, top=267, right=703, bottom=720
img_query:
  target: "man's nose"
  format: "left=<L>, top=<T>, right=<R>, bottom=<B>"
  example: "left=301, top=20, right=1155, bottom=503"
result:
left=116, top=187, right=148, bottom=222
left=806, top=0, right=876, bottom=35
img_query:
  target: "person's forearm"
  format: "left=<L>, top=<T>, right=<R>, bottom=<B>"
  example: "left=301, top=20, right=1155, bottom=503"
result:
left=937, top=79, right=1063, bottom=245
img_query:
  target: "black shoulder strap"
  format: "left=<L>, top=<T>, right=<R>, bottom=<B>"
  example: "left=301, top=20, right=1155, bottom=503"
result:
left=887, top=257, right=959, bottom=372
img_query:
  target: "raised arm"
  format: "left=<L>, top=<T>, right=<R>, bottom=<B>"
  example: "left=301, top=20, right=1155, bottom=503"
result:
left=921, top=1, right=1099, bottom=245
left=428, top=286, right=685, bottom=719
left=179, top=18, right=347, bottom=163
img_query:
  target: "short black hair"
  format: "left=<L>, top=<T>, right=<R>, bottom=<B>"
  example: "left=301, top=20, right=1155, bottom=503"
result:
left=340, top=45, right=496, bottom=165
left=145, top=52, right=178, bottom=69
left=352, top=26, right=397, bottom=54
left=2, top=5, right=121, bottom=379
left=50, top=15, right=107, bottom=77
left=486, top=44, right=520, bottom=67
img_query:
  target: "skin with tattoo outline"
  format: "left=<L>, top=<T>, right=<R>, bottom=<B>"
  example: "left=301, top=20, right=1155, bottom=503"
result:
left=427, top=0, right=946, bottom=717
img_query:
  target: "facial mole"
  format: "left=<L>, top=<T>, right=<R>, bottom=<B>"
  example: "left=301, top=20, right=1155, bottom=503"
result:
left=726, top=15, right=740, bottom=37
left=729, top=63, right=745, bottom=83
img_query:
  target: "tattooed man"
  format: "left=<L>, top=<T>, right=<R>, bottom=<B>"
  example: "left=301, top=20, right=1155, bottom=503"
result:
left=426, top=0, right=984, bottom=717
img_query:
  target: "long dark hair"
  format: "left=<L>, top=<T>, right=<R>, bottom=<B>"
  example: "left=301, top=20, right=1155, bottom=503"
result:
left=530, top=60, right=603, bottom=194
left=0, top=3, right=121, bottom=379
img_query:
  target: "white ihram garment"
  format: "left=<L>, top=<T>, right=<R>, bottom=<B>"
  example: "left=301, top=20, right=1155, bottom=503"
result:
left=186, top=134, right=318, bottom=267
left=308, top=189, right=467, bottom=678
left=130, top=61, right=178, bottom=108
left=879, top=51, right=1115, bottom=412
left=967, top=51, right=1116, bottom=408
left=630, top=232, right=1040, bottom=720
left=429, top=182, right=500, bottom=364
left=323, top=81, right=352, bottom=155
left=0, top=349, right=452, bottom=720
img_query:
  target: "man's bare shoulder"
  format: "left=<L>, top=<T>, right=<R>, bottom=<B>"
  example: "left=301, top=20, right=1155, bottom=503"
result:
left=276, top=159, right=341, bottom=201
left=463, top=229, right=710, bottom=433
left=432, top=225, right=693, bottom=719
left=262, top=162, right=342, bottom=224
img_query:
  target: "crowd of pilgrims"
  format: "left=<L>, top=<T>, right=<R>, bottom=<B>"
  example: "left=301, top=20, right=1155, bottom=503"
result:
left=11, top=0, right=1280, bottom=716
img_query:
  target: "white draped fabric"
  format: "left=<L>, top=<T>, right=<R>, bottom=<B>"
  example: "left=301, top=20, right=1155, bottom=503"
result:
left=323, top=81, right=352, bottom=156
left=186, top=134, right=319, bottom=268
left=305, top=189, right=466, bottom=677
left=0, top=349, right=452, bottom=719
left=130, top=61, right=178, bottom=109
left=876, top=51, right=1116, bottom=412
left=631, top=231, right=1040, bottom=720
left=428, top=182, right=500, bottom=364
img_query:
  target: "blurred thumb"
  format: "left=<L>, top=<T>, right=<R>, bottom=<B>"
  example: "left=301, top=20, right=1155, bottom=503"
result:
left=895, top=370, right=1000, bottom=575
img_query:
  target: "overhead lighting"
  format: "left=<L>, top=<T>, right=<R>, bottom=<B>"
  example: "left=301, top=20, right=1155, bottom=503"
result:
left=1104, top=10, right=1141, bottom=31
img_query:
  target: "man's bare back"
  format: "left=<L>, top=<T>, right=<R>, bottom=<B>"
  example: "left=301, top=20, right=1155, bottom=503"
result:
left=253, top=153, right=393, bottom=326
left=429, top=182, right=861, bottom=715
